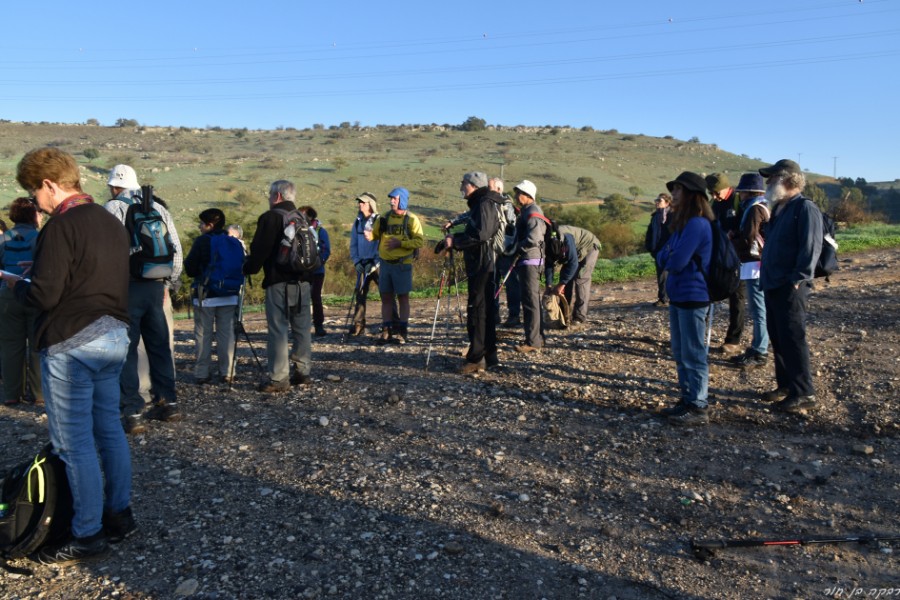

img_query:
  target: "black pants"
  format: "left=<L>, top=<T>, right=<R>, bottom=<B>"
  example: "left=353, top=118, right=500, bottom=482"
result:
left=724, top=280, right=747, bottom=345
left=655, top=262, right=668, bottom=303
left=310, top=273, right=325, bottom=328
left=465, top=268, right=497, bottom=363
left=765, top=282, right=814, bottom=397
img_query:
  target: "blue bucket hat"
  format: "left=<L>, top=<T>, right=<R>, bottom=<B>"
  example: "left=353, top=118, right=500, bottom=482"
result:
left=388, top=187, right=410, bottom=210
left=734, top=173, right=766, bottom=193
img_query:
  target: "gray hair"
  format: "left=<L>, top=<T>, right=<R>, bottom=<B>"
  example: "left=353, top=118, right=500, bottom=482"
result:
left=226, top=224, right=243, bottom=238
left=781, top=171, right=806, bottom=192
left=269, top=180, right=296, bottom=203
left=488, top=177, right=504, bottom=193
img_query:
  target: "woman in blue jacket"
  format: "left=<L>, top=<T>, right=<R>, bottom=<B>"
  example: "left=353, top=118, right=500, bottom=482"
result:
left=656, top=172, right=714, bottom=425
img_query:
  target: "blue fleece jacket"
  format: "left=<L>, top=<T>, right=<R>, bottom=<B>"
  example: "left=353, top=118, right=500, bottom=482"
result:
left=657, top=216, right=712, bottom=304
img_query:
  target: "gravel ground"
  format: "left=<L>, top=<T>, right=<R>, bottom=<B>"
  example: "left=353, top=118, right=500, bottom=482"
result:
left=1, top=248, right=898, bottom=599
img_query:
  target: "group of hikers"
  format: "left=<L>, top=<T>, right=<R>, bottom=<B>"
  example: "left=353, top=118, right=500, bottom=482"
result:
left=0, top=147, right=824, bottom=566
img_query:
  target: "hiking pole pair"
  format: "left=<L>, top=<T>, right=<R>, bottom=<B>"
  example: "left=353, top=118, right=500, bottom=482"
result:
left=228, top=282, right=265, bottom=388
left=691, top=533, right=900, bottom=562
left=425, top=251, right=456, bottom=371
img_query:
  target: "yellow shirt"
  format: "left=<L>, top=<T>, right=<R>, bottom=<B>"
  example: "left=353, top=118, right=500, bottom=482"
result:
left=371, top=211, right=425, bottom=264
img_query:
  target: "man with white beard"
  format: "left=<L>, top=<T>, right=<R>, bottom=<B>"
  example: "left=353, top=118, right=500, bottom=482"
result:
left=757, top=159, right=823, bottom=414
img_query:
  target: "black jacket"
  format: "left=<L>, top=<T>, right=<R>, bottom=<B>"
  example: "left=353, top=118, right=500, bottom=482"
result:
left=451, top=187, right=502, bottom=277
left=243, top=200, right=303, bottom=287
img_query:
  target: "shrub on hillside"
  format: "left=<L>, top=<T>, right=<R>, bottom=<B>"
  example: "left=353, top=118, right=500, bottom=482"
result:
left=597, top=223, right=639, bottom=258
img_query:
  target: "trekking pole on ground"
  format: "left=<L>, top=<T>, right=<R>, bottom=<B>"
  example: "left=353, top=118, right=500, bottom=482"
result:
left=424, top=255, right=452, bottom=371
left=229, top=283, right=265, bottom=388
left=690, top=533, right=900, bottom=562
left=340, top=271, right=364, bottom=344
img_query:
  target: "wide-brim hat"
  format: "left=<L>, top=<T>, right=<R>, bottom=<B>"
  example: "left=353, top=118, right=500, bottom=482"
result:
left=666, top=172, right=708, bottom=195
left=759, top=159, right=801, bottom=178
left=107, top=164, right=139, bottom=189
left=355, top=192, right=377, bottom=213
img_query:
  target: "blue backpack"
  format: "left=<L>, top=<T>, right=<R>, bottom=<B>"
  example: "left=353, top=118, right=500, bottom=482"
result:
left=125, top=186, right=176, bottom=281
left=1, top=228, right=38, bottom=276
left=199, top=233, right=244, bottom=299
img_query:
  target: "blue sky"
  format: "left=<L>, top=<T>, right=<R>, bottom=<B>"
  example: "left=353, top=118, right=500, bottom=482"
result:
left=2, top=0, right=898, bottom=182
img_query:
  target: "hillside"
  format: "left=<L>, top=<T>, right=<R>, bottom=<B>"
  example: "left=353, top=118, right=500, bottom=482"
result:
left=0, top=121, right=768, bottom=236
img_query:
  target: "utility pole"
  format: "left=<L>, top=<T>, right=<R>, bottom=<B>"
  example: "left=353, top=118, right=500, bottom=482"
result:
left=797, top=152, right=802, bottom=165
left=833, top=156, right=838, bottom=179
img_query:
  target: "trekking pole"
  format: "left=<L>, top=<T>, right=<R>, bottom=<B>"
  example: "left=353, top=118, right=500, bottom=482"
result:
left=340, top=270, right=364, bottom=344
left=691, top=533, right=900, bottom=562
left=449, top=253, right=465, bottom=324
left=424, top=258, right=451, bottom=371
left=229, top=283, right=265, bottom=388
left=705, top=303, right=714, bottom=348
left=493, top=257, right=518, bottom=300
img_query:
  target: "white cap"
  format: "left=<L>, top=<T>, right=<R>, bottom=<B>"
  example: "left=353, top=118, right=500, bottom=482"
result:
left=107, top=164, right=139, bottom=189
left=513, top=179, right=537, bottom=200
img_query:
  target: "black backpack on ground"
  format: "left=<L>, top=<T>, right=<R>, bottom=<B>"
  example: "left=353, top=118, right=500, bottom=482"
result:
left=275, top=208, right=321, bottom=278
left=125, top=185, right=176, bottom=281
left=0, top=444, right=73, bottom=575
left=698, top=219, right=741, bottom=302
left=815, top=211, right=839, bottom=279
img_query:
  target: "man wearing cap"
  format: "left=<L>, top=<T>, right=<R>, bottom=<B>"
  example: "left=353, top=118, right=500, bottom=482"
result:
left=489, top=177, right=522, bottom=328
left=545, top=225, right=601, bottom=325
left=106, top=164, right=183, bottom=432
left=705, top=173, right=746, bottom=357
left=758, top=159, right=822, bottom=413
left=511, top=180, right=546, bottom=352
left=349, top=192, right=391, bottom=336
left=443, top=171, right=503, bottom=373
left=728, top=173, right=771, bottom=368
left=243, top=179, right=313, bottom=392
left=365, top=187, right=424, bottom=345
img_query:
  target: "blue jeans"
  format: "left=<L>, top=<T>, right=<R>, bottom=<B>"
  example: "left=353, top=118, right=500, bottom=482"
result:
left=668, top=305, right=710, bottom=408
left=121, top=281, right=177, bottom=416
left=265, top=281, right=312, bottom=383
left=42, top=326, right=132, bottom=538
left=745, top=278, right=769, bottom=355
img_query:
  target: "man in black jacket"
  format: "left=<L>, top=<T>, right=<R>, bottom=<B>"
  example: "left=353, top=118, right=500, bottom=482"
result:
left=243, top=180, right=312, bottom=392
left=443, top=171, right=502, bottom=373
left=706, top=173, right=746, bottom=356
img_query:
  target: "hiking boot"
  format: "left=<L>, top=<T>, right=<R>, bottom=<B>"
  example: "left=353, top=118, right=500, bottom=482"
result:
left=716, top=343, right=741, bottom=357
left=761, top=387, right=790, bottom=403
left=666, top=403, right=709, bottom=425
left=314, top=325, right=328, bottom=337
left=485, top=353, right=501, bottom=370
left=775, top=395, right=817, bottom=414
left=653, top=300, right=668, bottom=307
left=290, top=371, right=311, bottom=386
left=502, top=316, right=521, bottom=328
left=394, top=325, right=408, bottom=345
left=658, top=400, right=687, bottom=417
left=350, top=322, right=365, bottom=336
left=195, top=376, right=213, bottom=385
left=730, top=351, right=767, bottom=369
left=514, top=344, right=541, bottom=354
left=122, top=415, right=146, bottom=435
left=145, top=402, right=181, bottom=422
left=458, top=359, right=486, bottom=375
left=376, top=327, right=393, bottom=346
left=257, top=379, right=290, bottom=393
left=103, top=506, right=137, bottom=544
left=36, top=532, right=109, bottom=566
